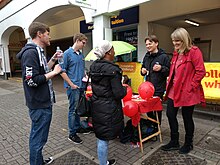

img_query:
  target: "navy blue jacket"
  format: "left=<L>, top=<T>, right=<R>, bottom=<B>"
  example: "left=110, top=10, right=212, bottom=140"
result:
left=16, top=43, right=53, bottom=109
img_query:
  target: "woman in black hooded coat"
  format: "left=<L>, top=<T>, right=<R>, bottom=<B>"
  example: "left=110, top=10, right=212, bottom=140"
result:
left=90, top=40, right=127, bottom=165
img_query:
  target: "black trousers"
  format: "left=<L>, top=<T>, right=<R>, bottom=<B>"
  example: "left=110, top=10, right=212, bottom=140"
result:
left=166, top=98, right=195, bottom=140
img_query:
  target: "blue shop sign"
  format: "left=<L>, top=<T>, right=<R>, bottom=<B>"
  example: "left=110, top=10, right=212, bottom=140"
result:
left=80, top=20, right=93, bottom=33
left=111, top=6, right=139, bottom=28
left=80, top=6, right=139, bottom=33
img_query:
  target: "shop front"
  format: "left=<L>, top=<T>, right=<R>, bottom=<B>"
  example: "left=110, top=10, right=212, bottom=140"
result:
left=81, top=6, right=142, bottom=91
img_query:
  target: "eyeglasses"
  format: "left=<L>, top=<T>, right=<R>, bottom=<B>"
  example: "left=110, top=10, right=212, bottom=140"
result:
left=81, top=41, right=86, bottom=45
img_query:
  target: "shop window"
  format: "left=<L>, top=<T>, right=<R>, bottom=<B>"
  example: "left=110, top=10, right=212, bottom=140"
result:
left=113, top=29, right=138, bottom=62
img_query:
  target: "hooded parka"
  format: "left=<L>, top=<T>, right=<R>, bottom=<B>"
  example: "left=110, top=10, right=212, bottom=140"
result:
left=16, top=43, right=53, bottom=109
left=90, top=59, right=127, bottom=140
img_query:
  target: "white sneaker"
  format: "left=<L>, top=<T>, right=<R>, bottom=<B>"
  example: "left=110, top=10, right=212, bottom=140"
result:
left=107, top=159, right=116, bottom=165
left=43, top=157, right=53, bottom=164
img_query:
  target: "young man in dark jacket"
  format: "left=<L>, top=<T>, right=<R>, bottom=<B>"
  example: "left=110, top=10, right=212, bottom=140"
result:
left=141, top=35, right=170, bottom=126
left=90, top=40, right=127, bottom=165
left=17, top=22, right=61, bottom=165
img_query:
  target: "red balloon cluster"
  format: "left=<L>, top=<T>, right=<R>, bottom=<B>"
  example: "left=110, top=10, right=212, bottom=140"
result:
left=123, top=100, right=139, bottom=117
left=138, top=81, right=155, bottom=100
left=122, top=81, right=155, bottom=118
left=122, top=84, right=132, bottom=102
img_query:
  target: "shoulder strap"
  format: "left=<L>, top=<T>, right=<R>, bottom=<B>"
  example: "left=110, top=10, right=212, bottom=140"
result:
left=85, top=73, right=90, bottom=89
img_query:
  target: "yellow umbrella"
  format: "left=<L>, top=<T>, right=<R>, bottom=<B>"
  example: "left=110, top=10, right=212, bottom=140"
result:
left=85, top=41, right=136, bottom=61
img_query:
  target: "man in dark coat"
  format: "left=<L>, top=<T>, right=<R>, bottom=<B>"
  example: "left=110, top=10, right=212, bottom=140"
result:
left=90, top=40, right=127, bottom=165
left=141, top=35, right=170, bottom=126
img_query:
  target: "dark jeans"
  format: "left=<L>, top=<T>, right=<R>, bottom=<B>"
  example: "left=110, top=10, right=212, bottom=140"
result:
left=166, top=98, right=195, bottom=139
left=66, top=87, right=84, bottom=136
left=29, top=106, right=52, bottom=165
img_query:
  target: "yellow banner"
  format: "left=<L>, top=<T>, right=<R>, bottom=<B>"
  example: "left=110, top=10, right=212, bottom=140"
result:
left=117, top=62, right=220, bottom=103
left=117, top=62, right=144, bottom=93
left=201, top=63, right=220, bottom=102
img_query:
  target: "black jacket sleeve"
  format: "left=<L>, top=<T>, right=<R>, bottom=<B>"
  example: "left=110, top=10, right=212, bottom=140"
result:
left=160, top=54, right=170, bottom=78
left=111, top=70, right=127, bottom=100
left=140, top=55, right=148, bottom=76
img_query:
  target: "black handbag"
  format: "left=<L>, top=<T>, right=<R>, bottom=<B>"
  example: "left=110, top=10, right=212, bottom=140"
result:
left=76, top=92, right=91, bottom=117
left=76, top=75, right=91, bottom=117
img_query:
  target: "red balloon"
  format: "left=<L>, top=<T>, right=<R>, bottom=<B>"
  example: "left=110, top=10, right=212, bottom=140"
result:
left=138, top=81, right=155, bottom=99
left=87, top=85, right=92, bottom=92
left=123, top=101, right=139, bottom=117
left=86, top=85, right=93, bottom=97
left=122, top=84, right=132, bottom=102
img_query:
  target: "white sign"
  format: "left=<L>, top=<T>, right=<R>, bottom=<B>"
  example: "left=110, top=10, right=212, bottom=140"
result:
left=75, top=0, right=91, bottom=6
left=108, top=0, right=150, bottom=12
left=68, top=0, right=96, bottom=10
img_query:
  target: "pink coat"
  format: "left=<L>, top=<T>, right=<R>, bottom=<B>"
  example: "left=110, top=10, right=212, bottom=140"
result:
left=165, top=46, right=206, bottom=107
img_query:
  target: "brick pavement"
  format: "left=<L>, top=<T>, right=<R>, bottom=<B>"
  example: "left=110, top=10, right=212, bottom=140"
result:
left=0, top=77, right=220, bottom=165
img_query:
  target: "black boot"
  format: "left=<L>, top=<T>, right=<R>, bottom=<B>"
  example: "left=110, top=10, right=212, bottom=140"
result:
left=161, top=133, right=180, bottom=151
left=179, top=136, right=193, bottom=154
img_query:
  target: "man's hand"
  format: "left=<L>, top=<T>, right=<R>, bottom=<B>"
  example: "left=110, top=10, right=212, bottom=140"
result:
left=53, top=64, right=62, bottom=74
left=45, top=64, right=62, bottom=80
left=70, top=84, right=79, bottom=89
left=141, top=68, right=149, bottom=75
left=153, top=63, right=162, bottom=72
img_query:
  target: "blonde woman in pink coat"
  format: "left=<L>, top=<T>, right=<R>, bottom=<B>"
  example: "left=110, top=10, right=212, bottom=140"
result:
left=161, top=28, right=206, bottom=154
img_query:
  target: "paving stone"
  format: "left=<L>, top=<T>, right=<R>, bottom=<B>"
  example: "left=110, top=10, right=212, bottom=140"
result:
left=197, top=135, right=220, bottom=154
left=118, top=154, right=130, bottom=161
left=117, top=159, right=131, bottom=165
left=209, top=127, right=220, bottom=138
left=1, top=78, right=220, bottom=165
left=0, top=156, right=7, bottom=164
left=211, top=158, right=220, bottom=162
left=0, top=87, right=14, bottom=95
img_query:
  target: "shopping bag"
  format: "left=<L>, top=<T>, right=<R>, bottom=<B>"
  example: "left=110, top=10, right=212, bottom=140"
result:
left=76, top=93, right=91, bottom=117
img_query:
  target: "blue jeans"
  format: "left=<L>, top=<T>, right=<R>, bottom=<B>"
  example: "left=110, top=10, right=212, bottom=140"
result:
left=29, top=106, right=52, bottom=165
left=66, top=88, right=82, bottom=136
left=97, top=139, right=109, bottom=165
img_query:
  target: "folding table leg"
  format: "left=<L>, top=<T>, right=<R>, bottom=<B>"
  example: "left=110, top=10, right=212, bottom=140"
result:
left=156, top=112, right=162, bottom=142
left=138, top=123, right=144, bottom=153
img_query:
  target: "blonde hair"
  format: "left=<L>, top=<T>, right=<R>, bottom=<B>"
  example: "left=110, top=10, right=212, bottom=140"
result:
left=171, top=28, right=192, bottom=53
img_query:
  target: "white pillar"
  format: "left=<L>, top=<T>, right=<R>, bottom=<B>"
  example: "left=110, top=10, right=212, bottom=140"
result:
left=0, top=44, right=9, bottom=79
left=22, top=26, right=31, bottom=41
left=92, top=15, right=112, bottom=48
left=0, top=45, right=4, bottom=76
